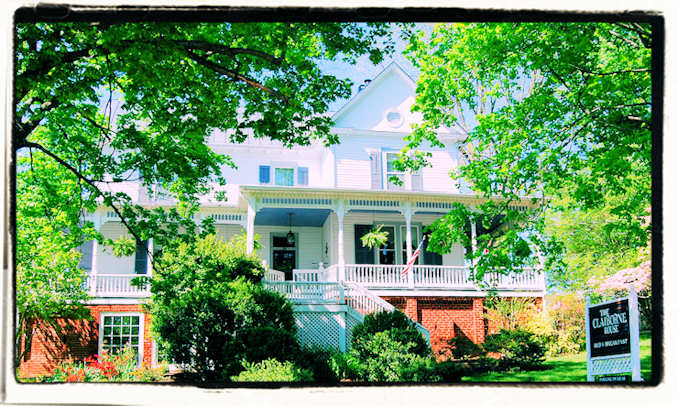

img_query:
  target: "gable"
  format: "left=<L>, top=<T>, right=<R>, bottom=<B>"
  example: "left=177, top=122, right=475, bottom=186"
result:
left=332, top=62, right=423, bottom=132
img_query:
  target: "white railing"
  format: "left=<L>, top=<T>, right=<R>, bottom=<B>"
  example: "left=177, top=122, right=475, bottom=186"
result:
left=344, top=264, right=408, bottom=287
left=264, top=269, right=285, bottom=282
left=293, top=269, right=326, bottom=282
left=262, top=281, right=344, bottom=304
left=343, top=264, right=544, bottom=291
left=87, top=274, right=150, bottom=297
left=413, top=265, right=476, bottom=288
left=341, top=281, right=430, bottom=343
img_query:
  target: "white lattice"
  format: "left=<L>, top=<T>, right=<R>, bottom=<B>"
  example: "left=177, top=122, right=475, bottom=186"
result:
left=591, top=355, right=632, bottom=375
left=345, top=311, right=363, bottom=351
left=295, top=312, right=342, bottom=350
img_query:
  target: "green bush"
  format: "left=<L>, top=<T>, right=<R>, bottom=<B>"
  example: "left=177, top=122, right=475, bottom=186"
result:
left=233, top=326, right=300, bottom=365
left=398, top=357, right=468, bottom=383
left=482, top=328, right=546, bottom=371
left=293, top=346, right=340, bottom=383
left=353, top=330, right=422, bottom=382
left=230, top=358, right=313, bottom=382
left=447, top=335, right=484, bottom=360
left=147, top=234, right=296, bottom=381
left=352, top=310, right=429, bottom=357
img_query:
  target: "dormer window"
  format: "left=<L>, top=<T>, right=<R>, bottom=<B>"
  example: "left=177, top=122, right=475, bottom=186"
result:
left=275, top=168, right=294, bottom=186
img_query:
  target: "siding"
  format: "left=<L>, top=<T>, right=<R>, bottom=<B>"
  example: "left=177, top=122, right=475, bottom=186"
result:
left=253, top=226, right=323, bottom=270
left=98, top=222, right=135, bottom=275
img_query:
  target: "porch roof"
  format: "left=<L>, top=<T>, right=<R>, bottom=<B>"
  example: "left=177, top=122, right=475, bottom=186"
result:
left=239, top=185, right=539, bottom=211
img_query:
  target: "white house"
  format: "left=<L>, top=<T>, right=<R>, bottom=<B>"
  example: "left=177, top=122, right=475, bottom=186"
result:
left=20, top=63, right=546, bottom=376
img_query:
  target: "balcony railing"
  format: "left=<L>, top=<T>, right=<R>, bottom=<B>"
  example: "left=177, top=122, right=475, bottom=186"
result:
left=343, top=264, right=544, bottom=291
left=87, top=274, right=150, bottom=297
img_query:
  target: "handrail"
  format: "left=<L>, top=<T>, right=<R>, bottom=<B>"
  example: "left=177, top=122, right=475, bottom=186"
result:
left=87, top=274, right=150, bottom=297
left=264, top=269, right=285, bottom=282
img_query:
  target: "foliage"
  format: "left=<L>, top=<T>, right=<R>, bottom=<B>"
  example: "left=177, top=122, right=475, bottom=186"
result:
left=351, top=310, right=429, bottom=357
left=360, top=224, right=390, bottom=249
left=482, top=329, right=547, bottom=371
left=14, top=21, right=398, bottom=362
left=403, top=22, right=652, bottom=281
left=230, top=358, right=313, bottom=383
left=484, top=297, right=541, bottom=332
left=43, top=345, right=168, bottom=382
left=350, top=331, right=426, bottom=382
left=147, top=234, right=295, bottom=381
left=447, top=336, right=484, bottom=360
left=293, top=346, right=340, bottom=383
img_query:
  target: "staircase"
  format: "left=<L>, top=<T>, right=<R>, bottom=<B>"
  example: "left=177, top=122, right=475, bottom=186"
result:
left=262, top=270, right=430, bottom=350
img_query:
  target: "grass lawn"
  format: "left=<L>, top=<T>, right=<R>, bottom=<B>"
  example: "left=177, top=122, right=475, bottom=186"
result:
left=462, top=332, right=652, bottom=382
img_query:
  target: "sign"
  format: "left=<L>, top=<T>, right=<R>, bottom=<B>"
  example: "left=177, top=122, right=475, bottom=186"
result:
left=588, top=299, right=630, bottom=357
left=585, top=289, right=641, bottom=382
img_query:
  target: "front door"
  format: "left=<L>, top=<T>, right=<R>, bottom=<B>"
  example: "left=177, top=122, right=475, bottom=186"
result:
left=272, top=234, right=297, bottom=280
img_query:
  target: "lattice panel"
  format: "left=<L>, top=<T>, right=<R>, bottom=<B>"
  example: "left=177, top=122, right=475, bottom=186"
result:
left=591, top=356, right=632, bottom=375
left=345, top=311, right=362, bottom=351
left=294, top=312, right=342, bottom=351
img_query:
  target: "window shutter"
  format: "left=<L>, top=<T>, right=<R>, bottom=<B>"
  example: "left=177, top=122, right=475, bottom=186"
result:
left=298, top=167, right=308, bottom=185
left=411, top=168, right=423, bottom=191
left=369, top=152, right=382, bottom=189
left=354, top=225, right=375, bottom=264
left=78, top=240, right=93, bottom=270
left=259, top=165, right=270, bottom=184
left=134, top=240, right=149, bottom=274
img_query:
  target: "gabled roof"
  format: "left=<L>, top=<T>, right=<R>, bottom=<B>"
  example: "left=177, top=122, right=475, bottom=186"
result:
left=331, top=61, right=417, bottom=126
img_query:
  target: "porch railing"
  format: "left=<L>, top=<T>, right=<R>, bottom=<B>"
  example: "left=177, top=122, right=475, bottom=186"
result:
left=262, top=281, right=345, bottom=304
left=87, top=274, right=150, bottom=297
left=264, top=269, right=285, bottom=282
left=336, top=264, right=544, bottom=291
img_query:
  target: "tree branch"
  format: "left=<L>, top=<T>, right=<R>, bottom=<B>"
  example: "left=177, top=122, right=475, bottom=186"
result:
left=184, top=49, right=288, bottom=102
left=174, top=40, right=284, bottom=65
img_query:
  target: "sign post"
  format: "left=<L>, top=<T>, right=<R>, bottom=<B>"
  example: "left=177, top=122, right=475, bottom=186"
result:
left=586, top=288, right=641, bottom=382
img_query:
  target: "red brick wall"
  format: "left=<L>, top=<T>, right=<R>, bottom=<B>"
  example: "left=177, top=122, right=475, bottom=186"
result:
left=18, top=304, right=153, bottom=378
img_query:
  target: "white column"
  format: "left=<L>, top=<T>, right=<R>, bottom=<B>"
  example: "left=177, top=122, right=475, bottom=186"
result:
left=246, top=199, right=257, bottom=254
left=402, top=202, right=414, bottom=289
left=470, top=219, right=478, bottom=266
left=335, top=200, right=346, bottom=281
left=89, top=213, right=102, bottom=297
left=90, top=239, right=99, bottom=296
left=146, top=238, right=154, bottom=277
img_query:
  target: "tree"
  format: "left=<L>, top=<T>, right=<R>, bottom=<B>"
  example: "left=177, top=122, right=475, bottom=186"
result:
left=14, top=21, right=398, bottom=364
left=147, top=234, right=298, bottom=381
left=401, top=22, right=652, bottom=281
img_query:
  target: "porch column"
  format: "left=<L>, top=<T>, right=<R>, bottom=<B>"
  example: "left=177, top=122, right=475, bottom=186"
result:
left=246, top=199, right=257, bottom=254
left=470, top=219, right=478, bottom=266
left=402, top=202, right=415, bottom=289
left=335, top=200, right=346, bottom=281
left=146, top=238, right=154, bottom=277
left=89, top=213, right=102, bottom=297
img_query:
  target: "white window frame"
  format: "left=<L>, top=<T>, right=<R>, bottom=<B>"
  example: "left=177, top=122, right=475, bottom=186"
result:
left=382, top=152, right=410, bottom=190
left=274, top=167, right=295, bottom=186
left=98, top=312, right=144, bottom=365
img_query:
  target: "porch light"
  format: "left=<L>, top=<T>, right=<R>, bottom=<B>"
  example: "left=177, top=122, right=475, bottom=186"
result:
left=287, top=213, right=295, bottom=244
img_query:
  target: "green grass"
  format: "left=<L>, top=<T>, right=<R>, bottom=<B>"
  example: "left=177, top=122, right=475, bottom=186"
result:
left=462, top=333, right=652, bottom=382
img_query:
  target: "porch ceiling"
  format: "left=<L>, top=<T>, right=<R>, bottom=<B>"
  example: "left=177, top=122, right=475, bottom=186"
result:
left=254, top=208, right=331, bottom=227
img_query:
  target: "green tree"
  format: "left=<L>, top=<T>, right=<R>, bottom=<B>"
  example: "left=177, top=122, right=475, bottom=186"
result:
left=401, top=22, right=652, bottom=281
left=147, top=234, right=297, bottom=381
left=14, top=22, right=397, bottom=364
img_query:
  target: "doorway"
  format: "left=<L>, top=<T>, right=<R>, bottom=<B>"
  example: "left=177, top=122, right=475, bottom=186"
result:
left=271, top=234, right=297, bottom=280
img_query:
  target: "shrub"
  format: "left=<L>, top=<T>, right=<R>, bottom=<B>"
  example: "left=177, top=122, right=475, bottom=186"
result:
left=447, top=335, right=484, bottom=360
left=398, top=357, right=467, bottom=383
left=44, top=345, right=168, bottom=382
left=230, top=359, right=313, bottom=382
left=352, top=310, right=429, bottom=357
left=148, top=234, right=296, bottom=381
left=352, top=330, right=422, bottom=382
left=482, top=328, right=546, bottom=371
left=293, top=346, right=340, bottom=383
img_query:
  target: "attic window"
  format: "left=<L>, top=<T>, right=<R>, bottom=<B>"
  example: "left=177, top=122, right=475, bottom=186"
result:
left=386, top=111, right=403, bottom=127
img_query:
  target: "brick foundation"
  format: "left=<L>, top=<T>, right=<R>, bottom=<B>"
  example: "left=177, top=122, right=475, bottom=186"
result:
left=17, top=304, right=153, bottom=378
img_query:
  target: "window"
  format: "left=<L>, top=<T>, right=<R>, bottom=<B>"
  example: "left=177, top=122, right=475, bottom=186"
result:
left=297, top=167, right=308, bottom=186
left=259, top=165, right=271, bottom=184
left=377, top=225, right=396, bottom=265
left=99, top=313, right=143, bottom=363
left=384, top=152, right=406, bottom=190
left=275, top=168, right=294, bottom=186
